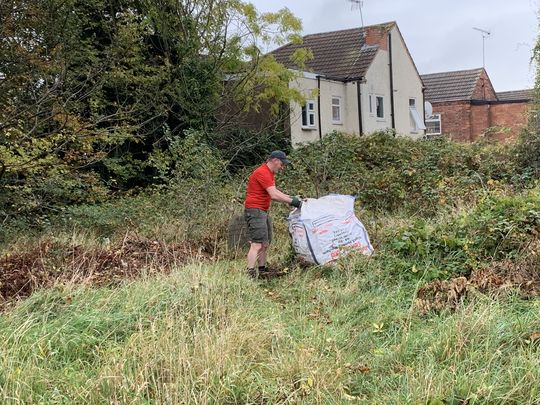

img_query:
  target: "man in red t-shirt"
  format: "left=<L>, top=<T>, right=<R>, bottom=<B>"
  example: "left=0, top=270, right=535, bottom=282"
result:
left=244, top=150, right=302, bottom=278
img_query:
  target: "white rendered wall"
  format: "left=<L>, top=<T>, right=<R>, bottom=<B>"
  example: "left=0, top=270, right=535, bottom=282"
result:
left=289, top=76, right=360, bottom=147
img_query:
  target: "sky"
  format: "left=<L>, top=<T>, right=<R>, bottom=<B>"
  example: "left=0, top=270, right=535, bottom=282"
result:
left=250, top=0, right=539, bottom=91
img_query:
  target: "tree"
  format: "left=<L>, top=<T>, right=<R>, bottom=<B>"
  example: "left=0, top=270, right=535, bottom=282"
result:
left=513, top=25, right=540, bottom=179
left=0, top=0, right=308, bottom=219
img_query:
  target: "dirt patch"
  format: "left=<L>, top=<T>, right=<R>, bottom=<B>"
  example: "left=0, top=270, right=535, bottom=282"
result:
left=0, top=236, right=214, bottom=308
left=416, top=253, right=540, bottom=313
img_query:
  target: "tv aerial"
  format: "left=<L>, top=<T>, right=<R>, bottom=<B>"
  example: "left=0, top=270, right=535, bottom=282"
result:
left=473, top=27, right=491, bottom=68
left=347, top=0, right=365, bottom=27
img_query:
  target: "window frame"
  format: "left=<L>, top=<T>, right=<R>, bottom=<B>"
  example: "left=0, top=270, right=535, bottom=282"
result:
left=425, top=113, right=442, bottom=136
left=331, top=96, right=342, bottom=124
left=376, top=96, right=384, bottom=119
left=301, top=100, right=316, bottom=129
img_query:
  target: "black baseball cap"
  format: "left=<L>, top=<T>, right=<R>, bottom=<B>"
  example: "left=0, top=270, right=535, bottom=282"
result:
left=269, top=150, right=290, bottom=165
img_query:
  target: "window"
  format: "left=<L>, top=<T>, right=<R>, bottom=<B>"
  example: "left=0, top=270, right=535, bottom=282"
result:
left=409, top=98, right=426, bottom=132
left=369, top=95, right=373, bottom=114
left=425, top=114, right=442, bottom=136
left=302, top=100, right=316, bottom=128
left=376, top=96, right=384, bottom=118
left=331, top=97, right=342, bottom=124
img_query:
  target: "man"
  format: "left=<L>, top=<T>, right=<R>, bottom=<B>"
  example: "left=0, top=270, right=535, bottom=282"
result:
left=244, top=150, right=302, bottom=278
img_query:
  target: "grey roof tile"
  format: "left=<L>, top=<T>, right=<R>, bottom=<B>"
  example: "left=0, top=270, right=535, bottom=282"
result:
left=496, top=89, right=533, bottom=101
left=421, top=68, right=484, bottom=102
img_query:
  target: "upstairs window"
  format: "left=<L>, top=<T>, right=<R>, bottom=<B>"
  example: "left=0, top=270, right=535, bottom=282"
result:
left=302, top=100, right=316, bottom=128
left=331, top=97, right=342, bottom=124
left=376, top=96, right=384, bottom=118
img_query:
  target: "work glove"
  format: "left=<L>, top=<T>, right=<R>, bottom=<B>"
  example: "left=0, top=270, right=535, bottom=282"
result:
left=290, top=196, right=302, bottom=208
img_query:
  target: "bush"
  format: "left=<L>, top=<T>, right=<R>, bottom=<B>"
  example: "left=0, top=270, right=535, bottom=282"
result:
left=388, top=190, right=540, bottom=279
left=513, top=115, right=540, bottom=180
left=0, top=129, right=525, bottom=250
left=281, top=131, right=517, bottom=215
left=59, top=131, right=239, bottom=245
left=211, top=128, right=291, bottom=172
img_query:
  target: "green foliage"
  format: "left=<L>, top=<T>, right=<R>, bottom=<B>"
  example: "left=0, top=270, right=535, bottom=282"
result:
left=214, top=127, right=291, bottom=171
left=389, top=191, right=540, bottom=279
left=0, top=128, right=525, bottom=245
left=162, top=129, right=226, bottom=181
left=0, top=0, right=307, bottom=222
left=513, top=111, right=540, bottom=180
left=0, top=127, right=236, bottom=244
left=282, top=131, right=517, bottom=214
left=512, top=29, right=540, bottom=179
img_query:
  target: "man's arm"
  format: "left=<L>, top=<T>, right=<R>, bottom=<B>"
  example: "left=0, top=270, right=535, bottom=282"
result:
left=266, top=186, right=293, bottom=204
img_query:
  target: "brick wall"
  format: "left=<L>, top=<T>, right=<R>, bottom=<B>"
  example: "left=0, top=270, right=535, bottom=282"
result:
left=216, top=92, right=288, bottom=134
left=432, top=101, right=472, bottom=142
left=488, top=102, right=530, bottom=141
left=470, top=104, right=491, bottom=141
left=432, top=100, right=530, bottom=142
left=365, top=25, right=389, bottom=50
left=472, top=70, right=498, bottom=101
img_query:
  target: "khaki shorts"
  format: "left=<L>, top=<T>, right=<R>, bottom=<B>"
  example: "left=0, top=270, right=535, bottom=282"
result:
left=244, top=208, right=272, bottom=244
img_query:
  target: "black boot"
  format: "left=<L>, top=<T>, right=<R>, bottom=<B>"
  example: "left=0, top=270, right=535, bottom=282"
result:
left=258, top=265, right=278, bottom=279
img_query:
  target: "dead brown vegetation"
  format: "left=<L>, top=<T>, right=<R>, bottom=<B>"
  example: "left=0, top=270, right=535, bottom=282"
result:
left=0, top=236, right=214, bottom=307
left=416, top=253, right=540, bottom=313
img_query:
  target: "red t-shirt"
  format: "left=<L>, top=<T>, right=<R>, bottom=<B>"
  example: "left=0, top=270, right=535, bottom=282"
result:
left=244, top=164, right=275, bottom=211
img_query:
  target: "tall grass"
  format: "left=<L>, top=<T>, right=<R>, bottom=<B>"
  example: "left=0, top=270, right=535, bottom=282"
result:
left=1, top=251, right=539, bottom=403
left=1, top=133, right=539, bottom=403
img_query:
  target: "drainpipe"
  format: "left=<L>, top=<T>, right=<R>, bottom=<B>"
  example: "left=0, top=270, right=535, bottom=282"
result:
left=317, top=75, right=322, bottom=140
left=422, top=87, right=426, bottom=134
left=356, top=81, right=363, bottom=136
left=388, top=33, right=396, bottom=130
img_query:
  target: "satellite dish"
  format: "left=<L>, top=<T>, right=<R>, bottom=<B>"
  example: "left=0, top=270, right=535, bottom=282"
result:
left=424, top=101, right=433, bottom=118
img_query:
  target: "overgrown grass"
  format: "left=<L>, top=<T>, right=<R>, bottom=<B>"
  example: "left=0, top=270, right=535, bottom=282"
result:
left=1, top=132, right=539, bottom=403
left=1, top=253, right=539, bottom=403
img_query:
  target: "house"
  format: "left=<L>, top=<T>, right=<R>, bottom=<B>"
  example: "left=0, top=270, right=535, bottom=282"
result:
left=270, top=22, right=426, bottom=146
left=421, top=68, right=532, bottom=142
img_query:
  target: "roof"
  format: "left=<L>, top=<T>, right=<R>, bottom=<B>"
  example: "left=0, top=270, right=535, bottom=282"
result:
left=421, top=68, right=484, bottom=102
left=496, top=89, right=533, bottom=101
left=270, top=22, right=395, bottom=81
